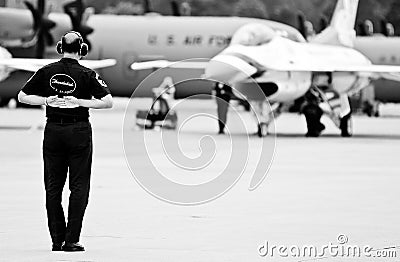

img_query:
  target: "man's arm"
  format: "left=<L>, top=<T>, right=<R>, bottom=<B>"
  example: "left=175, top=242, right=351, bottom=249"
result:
left=18, top=91, right=46, bottom=106
left=18, top=91, right=63, bottom=107
left=64, top=94, right=113, bottom=109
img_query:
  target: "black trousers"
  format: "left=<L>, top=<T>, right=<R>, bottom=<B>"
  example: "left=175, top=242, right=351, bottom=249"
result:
left=216, top=95, right=230, bottom=132
left=43, top=121, right=92, bottom=243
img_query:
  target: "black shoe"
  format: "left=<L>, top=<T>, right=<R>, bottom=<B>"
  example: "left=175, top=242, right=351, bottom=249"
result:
left=52, top=242, right=63, bottom=251
left=62, top=242, right=85, bottom=252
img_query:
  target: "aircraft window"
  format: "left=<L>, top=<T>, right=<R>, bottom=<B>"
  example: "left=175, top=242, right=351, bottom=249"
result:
left=231, top=23, right=276, bottom=46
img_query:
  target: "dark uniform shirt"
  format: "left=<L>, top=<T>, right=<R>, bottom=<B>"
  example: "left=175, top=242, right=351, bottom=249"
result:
left=22, top=58, right=110, bottom=118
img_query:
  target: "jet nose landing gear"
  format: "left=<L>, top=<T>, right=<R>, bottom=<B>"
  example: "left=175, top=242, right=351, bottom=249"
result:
left=339, top=113, right=353, bottom=137
left=257, top=122, right=269, bottom=137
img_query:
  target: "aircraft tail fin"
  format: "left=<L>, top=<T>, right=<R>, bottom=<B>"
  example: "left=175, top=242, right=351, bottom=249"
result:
left=310, top=0, right=359, bottom=47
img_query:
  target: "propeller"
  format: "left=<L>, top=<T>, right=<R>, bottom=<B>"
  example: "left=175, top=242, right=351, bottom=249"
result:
left=170, top=0, right=180, bottom=16
left=63, top=0, right=94, bottom=50
left=357, top=19, right=374, bottom=36
left=318, top=16, right=328, bottom=33
left=380, top=19, right=394, bottom=37
left=296, top=12, right=315, bottom=40
left=24, top=0, right=56, bottom=58
left=297, top=12, right=307, bottom=39
left=143, top=0, right=152, bottom=13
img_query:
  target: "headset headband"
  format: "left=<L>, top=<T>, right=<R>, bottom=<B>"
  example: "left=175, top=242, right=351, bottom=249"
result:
left=65, top=31, right=83, bottom=41
left=56, top=31, right=88, bottom=56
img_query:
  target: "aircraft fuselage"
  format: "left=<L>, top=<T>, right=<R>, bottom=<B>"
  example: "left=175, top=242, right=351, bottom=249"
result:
left=208, top=36, right=371, bottom=103
left=0, top=9, right=304, bottom=100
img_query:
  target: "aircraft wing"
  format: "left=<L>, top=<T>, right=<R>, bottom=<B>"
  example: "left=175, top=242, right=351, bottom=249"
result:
left=130, top=60, right=208, bottom=70
left=80, top=59, right=117, bottom=70
left=0, top=58, right=117, bottom=72
left=268, top=63, right=400, bottom=75
left=268, top=63, right=400, bottom=82
left=377, top=72, right=400, bottom=82
left=131, top=58, right=400, bottom=82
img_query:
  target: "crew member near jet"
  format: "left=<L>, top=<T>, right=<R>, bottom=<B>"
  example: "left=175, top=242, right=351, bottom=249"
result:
left=18, top=31, right=113, bottom=252
left=214, top=82, right=233, bottom=134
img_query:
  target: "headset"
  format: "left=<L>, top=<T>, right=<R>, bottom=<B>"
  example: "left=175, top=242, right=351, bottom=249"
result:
left=56, top=31, right=88, bottom=57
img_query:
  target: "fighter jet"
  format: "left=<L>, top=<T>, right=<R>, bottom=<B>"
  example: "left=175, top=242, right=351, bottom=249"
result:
left=203, top=0, right=400, bottom=137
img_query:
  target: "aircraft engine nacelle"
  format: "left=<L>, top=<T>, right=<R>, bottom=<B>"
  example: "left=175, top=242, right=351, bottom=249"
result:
left=0, top=9, right=34, bottom=42
left=264, top=71, right=311, bottom=102
left=331, top=72, right=358, bottom=94
left=234, top=71, right=311, bottom=103
left=269, top=80, right=311, bottom=102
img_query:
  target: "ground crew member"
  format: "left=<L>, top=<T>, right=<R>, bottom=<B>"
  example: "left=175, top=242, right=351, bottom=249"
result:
left=301, top=90, right=325, bottom=137
left=18, top=31, right=113, bottom=252
left=214, top=82, right=233, bottom=134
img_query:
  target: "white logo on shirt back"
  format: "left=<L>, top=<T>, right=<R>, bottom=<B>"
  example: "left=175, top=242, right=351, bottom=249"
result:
left=49, top=74, right=76, bottom=94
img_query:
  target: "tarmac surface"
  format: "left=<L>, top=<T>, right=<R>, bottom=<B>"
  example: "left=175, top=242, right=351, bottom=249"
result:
left=0, top=98, right=399, bottom=261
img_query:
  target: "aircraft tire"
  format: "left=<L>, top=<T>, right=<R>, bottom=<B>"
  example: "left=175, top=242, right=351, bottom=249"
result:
left=362, top=101, right=374, bottom=117
left=257, top=123, right=268, bottom=137
left=340, top=113, right=353, bottom=137
left=373, top=102, right=381, bottom=117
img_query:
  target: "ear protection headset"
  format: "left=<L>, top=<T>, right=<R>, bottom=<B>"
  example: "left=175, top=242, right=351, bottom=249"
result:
left=56, top=31, right=88, bottom=56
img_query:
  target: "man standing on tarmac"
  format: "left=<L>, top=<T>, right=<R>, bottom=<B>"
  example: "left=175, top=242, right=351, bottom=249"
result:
left=214, top=82, right=233, bottom=134
left=18, top=31, right=113, bottom=252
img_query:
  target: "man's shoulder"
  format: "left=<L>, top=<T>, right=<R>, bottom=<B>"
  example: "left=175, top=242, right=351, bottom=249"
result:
left=43, top=59, right=93, bottom=73
left=73, top=62, right=95, bottom=74
left=41, top=60, right=62, bottom=70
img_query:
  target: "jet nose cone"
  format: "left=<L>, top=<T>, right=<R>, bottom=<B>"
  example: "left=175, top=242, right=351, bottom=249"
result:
left=205, top=55, right=257, bottom=84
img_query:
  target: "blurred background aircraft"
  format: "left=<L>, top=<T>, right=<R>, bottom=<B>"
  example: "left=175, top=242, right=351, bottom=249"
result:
left=0, top=0, right=304, bottom=106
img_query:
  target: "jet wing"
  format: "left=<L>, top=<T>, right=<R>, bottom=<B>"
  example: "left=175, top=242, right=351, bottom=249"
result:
left=130, top=60, right=208, bottom=70
left=293, top=64, right=400, bottom=82
left=0, top=58, right=117, bottom=72
left=377, top=72, right=400, bottom=82
left=131, top=57, right=400, bottom=82
left=268, top=63, right=400, bottom=75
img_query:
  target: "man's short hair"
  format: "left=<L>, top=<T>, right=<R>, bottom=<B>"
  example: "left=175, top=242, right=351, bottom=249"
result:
left=62, top=32, right=83, bottom=54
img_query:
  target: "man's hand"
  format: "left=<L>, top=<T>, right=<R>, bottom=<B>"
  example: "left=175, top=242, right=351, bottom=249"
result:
left=70, top=94, right=113, bottom=109
left=46, top=96, right=67, bottom=107
left=63, top=96, right=80, bottom=108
